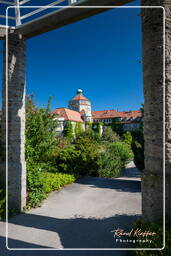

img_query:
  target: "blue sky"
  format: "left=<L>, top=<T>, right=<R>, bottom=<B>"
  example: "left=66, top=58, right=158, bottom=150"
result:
left=0, top=0, right=143, bottom=111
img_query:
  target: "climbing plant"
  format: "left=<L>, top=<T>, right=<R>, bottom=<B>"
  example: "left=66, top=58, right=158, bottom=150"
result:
left=63, top=121, right=73, bottom=138
left=75, top=122, right=83, bottom=137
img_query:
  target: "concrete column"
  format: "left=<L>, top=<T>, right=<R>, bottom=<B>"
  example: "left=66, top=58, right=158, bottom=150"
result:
left=1, top=33, right=26, bottom=211
left=141, top=0, right=171, bottom=221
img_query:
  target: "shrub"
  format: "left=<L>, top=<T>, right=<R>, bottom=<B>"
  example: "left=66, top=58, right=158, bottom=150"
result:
left=73, top=130, right=100, bottom=176
left=98, top=149, right=121, bottom=178
left=55, top=145, right=80, bottom=174
left=134, top=219, right=171, bottom=255
left=108, top=142, right=133, bottom=168
left=102, top=127, right=120, bottom=142
left=75, top=128, right=100, bottom=143
left=27, top=160, right=77, bottom=208
left=122, top=131, right=133, bottom=146
left=55, top=130, right=101, bottom=177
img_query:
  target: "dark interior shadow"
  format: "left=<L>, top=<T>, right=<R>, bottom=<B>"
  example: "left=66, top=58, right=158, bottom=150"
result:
left=7, top=214, right=141, bottom=249
left=75, top=177, right=141, bottom=193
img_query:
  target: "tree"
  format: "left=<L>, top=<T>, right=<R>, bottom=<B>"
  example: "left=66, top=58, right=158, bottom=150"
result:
left=25, top=95, right=58, bottom=162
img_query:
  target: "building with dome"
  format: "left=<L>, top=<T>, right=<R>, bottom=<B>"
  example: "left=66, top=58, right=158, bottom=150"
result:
left=68, top=89, right=92, bottom=122
left=51, top=89, right=142, bottom=136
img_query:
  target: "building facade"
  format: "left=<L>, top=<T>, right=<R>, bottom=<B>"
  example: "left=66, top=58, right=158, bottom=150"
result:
left=51, top=89, right=143, bottom=135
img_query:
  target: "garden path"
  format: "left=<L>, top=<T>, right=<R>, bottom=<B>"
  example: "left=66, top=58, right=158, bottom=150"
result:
left=0, top=162, right=141, bottom=256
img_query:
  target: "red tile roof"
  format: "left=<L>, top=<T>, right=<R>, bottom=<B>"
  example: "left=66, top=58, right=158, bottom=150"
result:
left=52, top=108, right=84, bottom=123
left=92, top=110, right=142, bottom=120
left=119, top=110, right=142, bottom=119
left=71, top=94, right=89, bottom=101
left=92, top=110, right=120, bottom=119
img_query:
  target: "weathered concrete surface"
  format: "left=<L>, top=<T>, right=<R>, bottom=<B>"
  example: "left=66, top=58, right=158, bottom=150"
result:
left=141, top=0, right=171, bottom=221
left=0, top=26, right=6, bottom=40
left=0, top=172, right=141, bottom=252
left=16, top=0, right=133, bottom=39
left=0, top=26, right=15, bottom=40
left=1, top=33, right=26, bottom=211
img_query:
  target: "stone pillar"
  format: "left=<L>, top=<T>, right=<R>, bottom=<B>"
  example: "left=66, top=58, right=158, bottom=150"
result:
left=1, top=33, right=26, bottom=211
left=141, top=1, right=171, bottom=221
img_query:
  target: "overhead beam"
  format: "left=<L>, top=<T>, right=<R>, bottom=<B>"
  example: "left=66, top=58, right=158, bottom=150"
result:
left=15, top=0, right=133, bottom=39
left=0, top=26, right=15, bottom=40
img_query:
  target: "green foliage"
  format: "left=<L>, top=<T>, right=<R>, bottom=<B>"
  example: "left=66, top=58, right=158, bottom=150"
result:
left=75, top=122, right=83, bottom=137
left=122, top=131, right=133, bottom=146
left=25, top=97, right=77, bottom=208
left=63, top=121, right=73, bottom=138
left=85, top=121, right=93, bottom=129
left=0, top=184, right=6, bottom=220
left=55, top=145, right=80, bottom=174
left=131, top=130, right=144, bottom=171
left=54, top=129, right=133, bottom=179
left=111, top=119, right=124, bottom=136
left=97, top=141, right=133, bottom=178
left=102, top=127, right=120, bottom=143
left=27, top=160, right=77, bottom=208
left=76, top=128, right=100, bottom=143
left=134, top=219, right=171, bottom=255
left=98, top=147, right=121, bottom=178
left=25, top=96, right=58, bottom=163
left=108, top=142, right=133, bottom=168
left=73, top=132, right=100, bottom=176
left=55, top=129, right=101, bottom=176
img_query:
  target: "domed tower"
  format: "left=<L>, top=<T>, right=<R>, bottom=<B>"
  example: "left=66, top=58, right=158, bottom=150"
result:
left=68, top=89, right=92, bottom=122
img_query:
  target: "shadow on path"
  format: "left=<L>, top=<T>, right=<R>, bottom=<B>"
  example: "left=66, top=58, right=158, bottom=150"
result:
left=8, top=214, right=140, bottom=248
left=76, top=176, right=141, bottom=193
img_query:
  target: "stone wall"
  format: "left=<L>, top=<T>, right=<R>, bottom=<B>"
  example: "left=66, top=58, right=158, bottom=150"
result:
left=141, top=0, right=171, bottom=221
left=1, top=33, right=26, bottom=211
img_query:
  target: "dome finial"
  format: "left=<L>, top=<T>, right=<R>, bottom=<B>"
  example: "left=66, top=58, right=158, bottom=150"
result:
left=77, top=88, right=83, bottom=95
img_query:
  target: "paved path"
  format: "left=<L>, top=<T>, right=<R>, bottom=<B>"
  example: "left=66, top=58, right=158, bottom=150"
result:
left=0, top=162, right=141, bottom=255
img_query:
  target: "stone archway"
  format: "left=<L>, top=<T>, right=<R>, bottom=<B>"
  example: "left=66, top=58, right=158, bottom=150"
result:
left=0, top=0, right=171, bottom=222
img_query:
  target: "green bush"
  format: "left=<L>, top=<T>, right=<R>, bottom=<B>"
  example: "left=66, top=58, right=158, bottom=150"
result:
left=27, top=161, right=77, bottom=208
left=122, top=131, right=133, bottom=146
left=75, top=128, right=100, bottom=143
left=102, top=127, right=120, bottom=143
left=56, top=145, right=80, bottom=174
left=134, top=219, right=171, bottom=256
left=73, top=130, right=101, bottom=176
left=108, top=142, right=133, bottom=168
left=98, top=149, right=121, bottom=178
